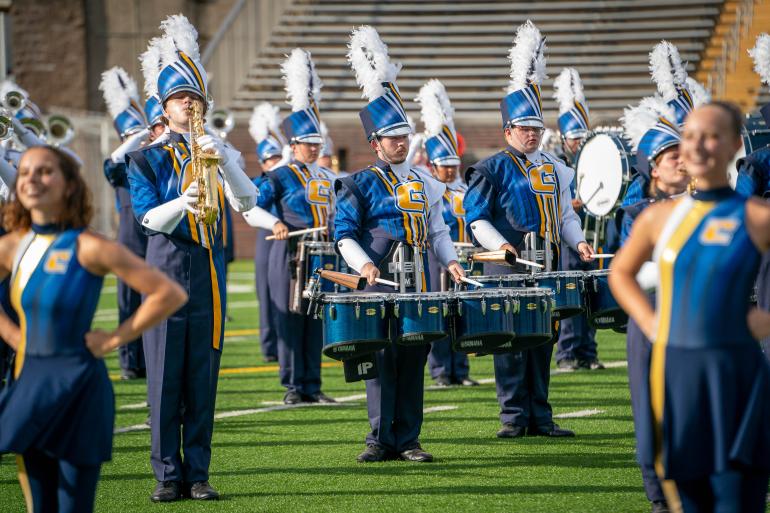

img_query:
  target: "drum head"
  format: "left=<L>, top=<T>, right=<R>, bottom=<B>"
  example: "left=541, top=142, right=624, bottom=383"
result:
left=576, top=134, right=631, bottom=217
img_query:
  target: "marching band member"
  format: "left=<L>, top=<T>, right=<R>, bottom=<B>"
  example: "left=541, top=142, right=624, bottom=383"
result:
left=0, top=80, right=48, bottom=168
left=551, top=67, right=603, bottom=371
left=242, top=48, right=336, bottom=405
left=0, top=145, right=187, bottom=513
left=738, top=33, right=770, bottom=360
left=336, top=26, right=464, bottom=463
left=126, top=15, right=256, bottom=501
left=610, top=101, right=770, bottom=513
left=247, top=102, right=287, bottom=363
left=415, top=79, right=477, bottom=387
left=618, top=95, right=689, bottom=513
left=99, top=67, right=151, bottom=381
left=464, top=21, right=593, bottom=439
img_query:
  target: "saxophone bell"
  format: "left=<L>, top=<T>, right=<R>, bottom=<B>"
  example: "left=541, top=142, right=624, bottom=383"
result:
left=189, top=100, right=221, bottom=226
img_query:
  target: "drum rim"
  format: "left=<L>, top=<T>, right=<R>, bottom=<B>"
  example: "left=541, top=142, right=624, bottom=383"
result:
left=301, top=241, right=336, bottom=248
left=470, top=274, right=533, bottom=282
left=575, top=131, right=632, bottom=217
left=390, top=292, right=453, bottom=300
left=584, top=269, right=611, bottom=276
left=534, top=271, right=586, bottom=278
left=321, top=293, right=386, bottom=303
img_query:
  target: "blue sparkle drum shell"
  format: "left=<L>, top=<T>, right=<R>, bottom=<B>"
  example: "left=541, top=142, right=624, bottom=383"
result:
left=393, top=292, right=452, bottom=346
left=487, top=288, right=554, bottom=354
left=585, top=270, right=628, bottom=330
left=452, top=289, right=514, bottom=353
left=320, top=294, right=389, bottom=360
left=304, top=241, right=349, bottom=293
left=532, top=271, right=586, bottom=320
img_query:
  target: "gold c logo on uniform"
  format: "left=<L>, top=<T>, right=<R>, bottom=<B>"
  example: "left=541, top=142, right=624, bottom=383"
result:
left=44, top=250, right=73, bottom=274
left=394, top=181, right=427, bottom=213
left=528, top=163, right=557, bottom=195
left=451, top=192, right=466, bottom=218
left=306, top=178, right=332, bottom=206
left=700, top=218, right=739, bottom=245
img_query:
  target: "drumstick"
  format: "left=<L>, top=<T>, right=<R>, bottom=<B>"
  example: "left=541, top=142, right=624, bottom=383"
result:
left=580, top=181, right=604, bottom=205
left=460, top=276, right=484, bottom=288
left=515, top=257, right=544, bottom=269
left=471, top=250, right=544, bottom=269
left=453, top=242, right=476, bottom=248
left=590, top=253, right=615, bottom=259
left=375, top=278, right=399, bottom=288
left=265, top=226, right=327, bottom=241
left=315, top=269, right=366, bottom=291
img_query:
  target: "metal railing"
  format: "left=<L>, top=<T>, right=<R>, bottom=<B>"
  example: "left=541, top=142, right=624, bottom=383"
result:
left=709, top=0, right=755, bottom=97
left=202, top=0, right=292, bottom=110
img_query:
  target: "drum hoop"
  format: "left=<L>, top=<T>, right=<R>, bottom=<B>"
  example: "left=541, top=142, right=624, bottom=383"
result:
left=322, top=293, right=385, bottom=304
left=471, top=274, right=532, bottom=282
left=391, top=292, right=452, bottom=301
left=302, top=241, right=335, bottom=249
left=454, top=289, right=512, bottom=299
left=584, top=269, right=611, bottom=277
left=534, top=271, right=585, bottom=279
left=513, top=287, right=554, bottom=297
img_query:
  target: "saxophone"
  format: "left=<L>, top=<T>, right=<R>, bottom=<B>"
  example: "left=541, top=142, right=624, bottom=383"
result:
left=188, top=100, right=220, bottom=225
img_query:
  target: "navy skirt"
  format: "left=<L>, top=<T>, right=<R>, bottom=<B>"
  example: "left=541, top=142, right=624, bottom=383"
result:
left=0, top=354, right=114, bottom=466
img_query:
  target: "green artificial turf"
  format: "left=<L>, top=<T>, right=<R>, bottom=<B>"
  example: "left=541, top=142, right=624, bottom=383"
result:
left=0, top=260, right=732, bottom=512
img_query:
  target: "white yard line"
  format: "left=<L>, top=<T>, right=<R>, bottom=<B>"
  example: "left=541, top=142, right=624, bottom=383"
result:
left=554, top=408, right=605, bottom=419
left=423, top=405, right=458, bottom=413
left=118, top=402, right=148, bottom=411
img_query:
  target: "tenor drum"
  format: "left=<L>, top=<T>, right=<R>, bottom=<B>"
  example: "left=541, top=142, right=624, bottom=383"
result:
left=585, top=270, right=628, bottom=329
left=532, top=271, right=585, bottom=320
left=452, top=289, right=514, bottom=353
left=575, top=132, right=633, bottom=217
left=319, top=294, right=389, bottom=360
left=487, top=288, right=554, bottom=353
left=303, top=241, right=349, bottom=293
left=393, top=292, right=451, bottom=346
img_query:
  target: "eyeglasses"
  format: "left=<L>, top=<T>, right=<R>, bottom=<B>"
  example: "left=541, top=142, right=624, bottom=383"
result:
left=513, top=125, right=545, bottom=135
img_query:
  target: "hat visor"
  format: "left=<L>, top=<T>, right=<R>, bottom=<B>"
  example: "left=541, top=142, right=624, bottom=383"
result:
left=432, top=156, right=461, bottom=167
left=648, top=140, right=680, bottom=162
left=508, top=118, right=545, bottom=129
left=292, top=135, right=323, bottom=144
left=376, top=124, right=413, bottom=138
left=562, top=129, right=589, bottom=140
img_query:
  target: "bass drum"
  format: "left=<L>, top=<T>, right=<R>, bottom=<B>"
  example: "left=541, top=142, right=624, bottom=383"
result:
left=728, top=113, right=770, bottom=188
left=575, top=132, right=633, bottom=217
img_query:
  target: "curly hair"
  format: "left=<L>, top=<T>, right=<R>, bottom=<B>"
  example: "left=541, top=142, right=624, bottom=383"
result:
left=3, top=146, right=93, bottom=232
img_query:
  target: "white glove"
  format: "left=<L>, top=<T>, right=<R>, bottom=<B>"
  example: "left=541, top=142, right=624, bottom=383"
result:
left=111, top=128, right=150, bottom=164
left=141, top=182, right=199, bottom=234
left=197, top=134, right=229, bottom=165
left=11, top=117, right=46, bottom=148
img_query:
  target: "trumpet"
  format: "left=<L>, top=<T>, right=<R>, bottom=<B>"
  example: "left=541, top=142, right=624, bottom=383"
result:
left=3, top=90, right=25, bottom=114
left=46, top=114, right=74, bottom=146
left=0, top=109, right=14, bottom=141
left=21, top=118, right=46, bottom=139
left=209, top=108, right=234, bottom=140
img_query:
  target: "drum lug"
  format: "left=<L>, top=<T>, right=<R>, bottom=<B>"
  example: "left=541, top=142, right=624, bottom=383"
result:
left=514, top=297, right=520, bottom=314
left=556, top=280, right=561, bottom=294
left=504, top=298, right=511, bottom=314
left=442, top=302, right=449, bottom=317
left=580, top=277, right=585, bottom=293
left=417, top=300, right=423, bottom=318
left=355, top=302, right=360, bottom=320
left=481, top=297, right=487, bottom=315
left=394, top=302, right=400, bottom=318
left=380, top=302, right=386, bottom=320
left=330, top=305, right=336, bottom=321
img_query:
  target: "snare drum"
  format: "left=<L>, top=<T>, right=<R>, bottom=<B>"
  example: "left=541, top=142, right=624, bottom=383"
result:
left=484, top=288, right=554, bottom=354
left=452, top=289, right=514, bottom=353
left=319, top=294, right=389, bottom=360
left=728, top=113, right=770, bottom=188
left=585, top=270, right=628, bottom=329
left=533, top=271, right=585, bottom=320
left=575, top=132, right=633, bottom=217
left=465, top=274, right=533, bottom=290
left=393, top=292, right=451, bottom=346
left=303, top=241, right=347, bottom=293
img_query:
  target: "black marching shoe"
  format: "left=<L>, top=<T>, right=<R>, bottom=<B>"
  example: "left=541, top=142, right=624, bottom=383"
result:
left=399, top=445, right=434, bottom=462
left=556, top=359, right=579, bottom=371
left=187, top=481, right=219, bottom=500
left=302, top=391, right=336, bottom=403
left=529, top=424, right=575, bottom=437
left=459, top=377, right=479, bottom=386
left=356, top=444, right=391, bottom=463
left=650, top=500, right=670, bottom=513
left=496, top=423, right=526, bottom=439
left=283, top=390, right=303, bottom=405
left=433, top=374, right=451, bottom=387
left=578, top=358, right=605, bottom=370
left=150, top=481, right=182, bottom=502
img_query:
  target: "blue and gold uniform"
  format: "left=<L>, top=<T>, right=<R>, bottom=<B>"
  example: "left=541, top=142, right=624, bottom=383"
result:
left=335, top=159, right=454, bottom=453
left=104, top=158, right=147, bottom=376
left=256, top=160, right=335, bottom=399
left=648, top=188, right=770, bottom=509
left=736, top=148, right=770, bottom=360
left=427, top=181, right=471, bottom=383
left=464, top=145, right=584, bottom=432
left=0, top=227, right=112, bottom=513
left=251, top=174, right=278, bottom=361
left=127, top=131, right=227, bottom=485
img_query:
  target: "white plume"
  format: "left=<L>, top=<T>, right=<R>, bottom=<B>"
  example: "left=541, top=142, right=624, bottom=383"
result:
left=248, top=102, right=284, bottom=144
left=649, top=40, right=688, bottom=101
left=507, top=20, right=547, bottom=93
left=139, top=37, right=163, bottom=99
left=621, top=95, right=677, bottom=150
left=347, top=25, right=402, bottom=101
left=281, top=48, right=322, bottom=112
left=415, top=79, right=455, bottom=137
left=749, top=33, right=770, bottom=86
left=0, top=78, right=29, bottom=102
left=99, top=66, right=140, bottom=118
left=685, top=77, right=711, bottom=107
left=159, top=14, right=200, bottom=61
left=553, top=68, right=585, bottom=115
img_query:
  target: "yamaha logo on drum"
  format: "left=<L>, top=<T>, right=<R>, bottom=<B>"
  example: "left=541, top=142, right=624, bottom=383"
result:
left=324, top=263, right=334, bottom=270
left=365, top=308, right=377, bottom=316
left=490, top=303, right=501, bottom=311
left=460, top=339, right=483, bottom=348
left=428, top=306, right=439, bottom=314
left=526, top=303, right=537, bottom=310
left=333, top=345, right=355, bottom=353
left=566, top=283, right=577, bottom=290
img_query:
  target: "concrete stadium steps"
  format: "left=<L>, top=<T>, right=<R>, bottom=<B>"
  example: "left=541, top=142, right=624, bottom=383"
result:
left=231, top=0, right=724, bottom=121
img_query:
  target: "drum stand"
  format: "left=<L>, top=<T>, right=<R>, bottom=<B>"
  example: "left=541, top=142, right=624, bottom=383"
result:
left=388, top=242, right=425, bottom=293
left=521, top=231, right=554, bottom=272
left=583, top=215, right=607, bottom=251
